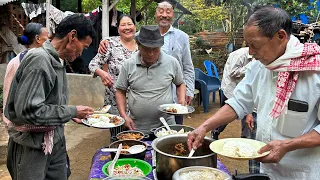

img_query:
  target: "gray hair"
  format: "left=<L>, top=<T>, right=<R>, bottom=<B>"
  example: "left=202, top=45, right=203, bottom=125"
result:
left=247, top=6, right=292, bottom=39
left=157, top=0, right=174, bottom=9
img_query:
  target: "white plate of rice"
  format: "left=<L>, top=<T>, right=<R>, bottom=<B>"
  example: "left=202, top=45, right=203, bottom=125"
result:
left=82, top=114, right=125, bottom=129
left=158, top=104, right=195, bottom=115
left=209, top=138, right=270, bottom=160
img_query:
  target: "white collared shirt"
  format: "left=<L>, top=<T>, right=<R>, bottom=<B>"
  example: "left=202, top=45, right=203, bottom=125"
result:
left=226, top=60, right=320, bottom=179
left=161, top=25, right=174, bottom=54
left=221, top=47, right=252, bottom=99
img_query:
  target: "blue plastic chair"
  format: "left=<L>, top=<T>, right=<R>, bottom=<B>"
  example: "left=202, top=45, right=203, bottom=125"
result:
left=203, top=60, right=220, bottom=102
left=203, top=60, right=219, bottom=78
left=194, top=68, right=221, bottom=113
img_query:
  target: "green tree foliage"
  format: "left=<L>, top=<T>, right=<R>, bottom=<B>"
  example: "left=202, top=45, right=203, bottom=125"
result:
left=179, top=0, right=227, bottom=34
left=82, top=0, right=102, bottom=13
left=278, top=0, right=319, bottom=23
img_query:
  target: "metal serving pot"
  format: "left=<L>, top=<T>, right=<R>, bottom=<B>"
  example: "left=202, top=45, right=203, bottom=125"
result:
left=112, top=130, right=149, bottom=142
left=108, top=139, right=148, bottom=160
left=172, top=166, right=232, bottom=180
left=103, top=177, right=152, bottom=180
left=151, top=134, right=217, bottom=180
left=150, top=125, right=195, bottom=138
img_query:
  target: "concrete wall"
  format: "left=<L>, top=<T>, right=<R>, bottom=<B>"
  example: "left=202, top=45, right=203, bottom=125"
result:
left=0, top=64, right=6, bottom=85
left=1, top=64, right=105, bottom=109
left=67, top=74, right=104, bottom=108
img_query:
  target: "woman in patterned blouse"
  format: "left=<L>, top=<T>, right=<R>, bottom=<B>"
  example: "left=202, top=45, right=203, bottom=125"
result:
left=89, top=14, right=137, bottom=137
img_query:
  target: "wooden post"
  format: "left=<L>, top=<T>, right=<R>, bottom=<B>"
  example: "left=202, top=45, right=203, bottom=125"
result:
left=102, top=0, right=109, bottom=38
left=56, top=0, right=60, bottom=9
left=78, top=0, right=82, bottom=13
left=46, top=0, right=51, bottom=36
left=130, top=0, right=136, bottom=22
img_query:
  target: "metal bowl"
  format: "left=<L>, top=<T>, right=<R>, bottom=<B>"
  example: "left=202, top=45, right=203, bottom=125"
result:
left=113, top=130, right=149, bottom=141
left=172, top=166, right=232, bottom=180
left=151, top=134, right=217, bottom=180
left=109, top=140, right=148, bottom=160
left=150, top=125, right=195, bottom=138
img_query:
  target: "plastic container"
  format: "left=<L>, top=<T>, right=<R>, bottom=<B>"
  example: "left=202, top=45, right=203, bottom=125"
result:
left=102, top=158, right=152, bottom=177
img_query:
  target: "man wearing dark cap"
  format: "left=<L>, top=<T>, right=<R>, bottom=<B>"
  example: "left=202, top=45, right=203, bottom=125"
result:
left=115, top=25, right=186, bottom=134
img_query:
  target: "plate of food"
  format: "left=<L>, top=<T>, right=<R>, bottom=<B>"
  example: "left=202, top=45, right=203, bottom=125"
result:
left=82, top=113, right=125, bottom=129
left=158, top=104, right=195, bottom=115
left=209, top=138, right=270, bottom=160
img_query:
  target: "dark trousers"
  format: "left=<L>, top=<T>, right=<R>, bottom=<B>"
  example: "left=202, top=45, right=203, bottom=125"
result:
left=175, top=116, right=183, bottom=125
left=211, top=93, right=228, bottom=139
left=7, top=137, right=69, bottom=180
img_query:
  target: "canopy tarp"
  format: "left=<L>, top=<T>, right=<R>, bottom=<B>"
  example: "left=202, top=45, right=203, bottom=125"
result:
left=0, top=0, right=16, bottom=6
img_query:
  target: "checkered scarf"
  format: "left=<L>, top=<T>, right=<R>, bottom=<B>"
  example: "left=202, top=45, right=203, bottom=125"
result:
left=9, top=122, right=56, bottom=155
left=265, top=35, right=320, bottom=118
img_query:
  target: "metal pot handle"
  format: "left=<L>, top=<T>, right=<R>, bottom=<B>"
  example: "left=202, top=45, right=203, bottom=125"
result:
left=150, top=128, right=157, bottom=134
left=111, top=136, right=117, bottom=142
left=143, top=134, right=150, bottom=139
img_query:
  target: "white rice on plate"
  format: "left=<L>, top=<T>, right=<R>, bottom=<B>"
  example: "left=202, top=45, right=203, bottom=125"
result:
left=222, top=140, right=257, bottom=157
left=87, top=115, right=115, bottom=127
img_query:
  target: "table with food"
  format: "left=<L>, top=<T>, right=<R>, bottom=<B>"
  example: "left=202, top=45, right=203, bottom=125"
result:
left=83, top=104, right=271, bottom=180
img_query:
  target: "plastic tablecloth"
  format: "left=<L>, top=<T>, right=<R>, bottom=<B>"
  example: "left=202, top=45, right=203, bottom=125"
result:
left=88, top=141, right=230, bottom=180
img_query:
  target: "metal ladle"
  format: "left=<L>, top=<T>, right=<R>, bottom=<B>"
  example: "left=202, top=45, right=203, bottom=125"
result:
left=159, top=117, right=171, bottom=131
left=101, top=145, right=146, bottom=154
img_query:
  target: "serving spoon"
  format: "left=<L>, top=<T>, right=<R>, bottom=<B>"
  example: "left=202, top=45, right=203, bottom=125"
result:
left=108, top=143, right=122, bottom=176
left=159, top=117, right=171, bottom=131
left=188, top=148, right=196, bottom=157
left=94, top=105, right=111, bottom=114
left=101, top=145, right=146, bottom=154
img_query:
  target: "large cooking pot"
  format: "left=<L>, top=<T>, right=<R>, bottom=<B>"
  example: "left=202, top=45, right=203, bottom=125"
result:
left=150, top=125, right=195, bottom=138
left=152, top=134, right=217, bottom=180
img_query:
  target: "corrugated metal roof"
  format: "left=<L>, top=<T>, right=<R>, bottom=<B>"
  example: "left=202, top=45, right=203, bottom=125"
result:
left=0, top=0, right=17, bottom=6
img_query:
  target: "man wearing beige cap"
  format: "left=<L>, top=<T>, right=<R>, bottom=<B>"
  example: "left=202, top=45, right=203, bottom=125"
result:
left=115, top=25, right=186, bottom=134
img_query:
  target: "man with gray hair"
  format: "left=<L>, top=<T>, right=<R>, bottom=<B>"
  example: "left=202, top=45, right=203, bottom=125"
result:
left=5, top=14, right=95, bottom=180
left=188, top=6, right=320, bottom=179
left=115, top=25, right=186, bottom=134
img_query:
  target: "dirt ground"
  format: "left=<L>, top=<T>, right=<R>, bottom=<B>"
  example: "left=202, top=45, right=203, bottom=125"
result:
left=0, top=95, right=248, bottom=180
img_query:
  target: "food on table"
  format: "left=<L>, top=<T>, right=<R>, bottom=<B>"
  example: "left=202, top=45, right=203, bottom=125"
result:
left=118, top=133, right=143, bottom=140
left=113, top=164, right=144, bottom=177
left=179, top=170, right=224, bottom=180
left=174, top=143, right=187, bottom=156
left=222, top=140, right=257, bottom=157
left=156, top=128, right=189, bottom=137
left=164, top=104, right=188, bottom=114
